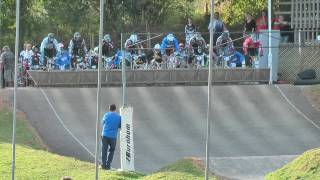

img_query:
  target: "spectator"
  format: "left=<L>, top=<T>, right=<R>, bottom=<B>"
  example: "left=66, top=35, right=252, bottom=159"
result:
left=19, top=43, right=33, bottom=66
left=273, top=14, right=281, bottom=30
left=30, top=46, right=41, bottom=70
left=185, top=18, right=196, bottom=47
left=101, top=104, right=121, bottom=170
left=244, top=13, right=256, bottom=34
left=0, top=46, right=15, bottom=87
left=208, top=12, right=225, bottom=46
left=278, top=15, right=291, bottom=43
left=256, top=11, right=268, bottom=32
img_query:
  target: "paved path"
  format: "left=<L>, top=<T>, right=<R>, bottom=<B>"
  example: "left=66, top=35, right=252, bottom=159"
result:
left=16, top=85, right=320, bottom=178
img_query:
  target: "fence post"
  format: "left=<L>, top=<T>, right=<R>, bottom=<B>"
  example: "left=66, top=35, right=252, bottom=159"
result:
left=298, top=29, right=302, bottom=55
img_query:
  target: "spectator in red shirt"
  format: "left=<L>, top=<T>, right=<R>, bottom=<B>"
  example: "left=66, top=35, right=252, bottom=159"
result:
left=256, top=11, right=268, bottom=32
left=273, top=14, right=281, bottom=30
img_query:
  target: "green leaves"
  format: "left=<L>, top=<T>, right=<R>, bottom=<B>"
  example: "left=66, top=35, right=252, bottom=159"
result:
left=220, top=0, right=268, bottom=26
left=0, top=0, right=279, bottom=49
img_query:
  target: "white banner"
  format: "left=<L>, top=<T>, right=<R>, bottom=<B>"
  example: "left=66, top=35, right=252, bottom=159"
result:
left=120, top=106, right=135, bottom=171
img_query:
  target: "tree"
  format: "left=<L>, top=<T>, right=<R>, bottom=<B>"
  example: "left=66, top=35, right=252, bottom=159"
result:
left=0, top=0, right=16, bottom=48
left=218, top=0, right=279, bottom=27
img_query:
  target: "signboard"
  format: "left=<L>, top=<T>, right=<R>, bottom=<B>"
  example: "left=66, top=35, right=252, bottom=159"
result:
left=120, top=106, right=134, bottom=171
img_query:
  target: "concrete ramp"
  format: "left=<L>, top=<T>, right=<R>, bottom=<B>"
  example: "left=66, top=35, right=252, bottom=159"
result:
left=16, top=85, right=320, bottom=177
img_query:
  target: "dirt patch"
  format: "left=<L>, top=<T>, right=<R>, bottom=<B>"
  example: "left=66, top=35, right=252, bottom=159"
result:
left=304, top=85, right=320, bottom=111
left=186, top=157, right=241, bottom=180
left=185, top=157, right=235, bottom=179
left=186, top=157, right=206, bottom=171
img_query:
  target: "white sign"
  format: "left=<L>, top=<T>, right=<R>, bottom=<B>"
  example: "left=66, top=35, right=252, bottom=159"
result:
left=120, top=106, right=134, bottom=171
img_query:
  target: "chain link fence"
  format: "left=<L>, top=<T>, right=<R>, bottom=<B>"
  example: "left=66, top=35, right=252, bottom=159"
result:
left=278, top=43, right=320, bottom=83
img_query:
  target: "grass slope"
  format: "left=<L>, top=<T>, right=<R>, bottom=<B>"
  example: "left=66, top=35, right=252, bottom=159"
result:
left=144, top=158, right=216, bottom=180
left=265, top=148, right=320, bottom=180
left=0, top=94, right=215, bottom=179
left=0, top=107, right=143, bottom=179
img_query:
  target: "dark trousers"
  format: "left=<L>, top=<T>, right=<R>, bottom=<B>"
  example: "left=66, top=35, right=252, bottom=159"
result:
left=0, top=63, right=4, bottom=88
left=101, top=136, right=117, bottom=168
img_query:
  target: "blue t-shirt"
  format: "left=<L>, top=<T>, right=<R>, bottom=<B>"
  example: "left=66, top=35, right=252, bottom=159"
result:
left=102, top=112, right=121, bottom=139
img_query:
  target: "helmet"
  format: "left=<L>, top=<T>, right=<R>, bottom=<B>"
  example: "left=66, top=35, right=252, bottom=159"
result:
left=74, top=32, right=81, bottom=40
left=153, top=44, right=160, bottom=53
left=167, top=33, right=174, bottom=42
left=2, top=46, right=10, bottom=52
left=129, top=34, right=138, bottom=43
left=104, top=34, right=111, bottom=43
left=48, top=33, right=55, bottom=41
left=221, top=31, right=230, bottom=38
left=195, top=32, right=202, bottom=40
left=94, top=46, right=99, bottom=54
left=58, top=43, right=64, bottom=49
left=154, top=44, right=160, bottom=50
left=179, top=43, right=184, bottom=48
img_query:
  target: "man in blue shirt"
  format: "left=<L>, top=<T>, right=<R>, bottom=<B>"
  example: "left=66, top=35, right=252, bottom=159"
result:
left=101, top=104, right=121, bottom=170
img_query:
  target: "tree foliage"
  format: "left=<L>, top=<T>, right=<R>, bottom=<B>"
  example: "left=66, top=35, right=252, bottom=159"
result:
left=0, top=0, right=278, bottom=49
left=218, top=0, right=280, bottom=28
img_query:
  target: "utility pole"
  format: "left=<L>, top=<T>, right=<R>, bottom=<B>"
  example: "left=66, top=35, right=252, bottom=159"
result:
left=12, top=0, right=20, bottom=179
left=205, top=0, right=214, bottom=179
left=95, top=0, right=104, bottom=179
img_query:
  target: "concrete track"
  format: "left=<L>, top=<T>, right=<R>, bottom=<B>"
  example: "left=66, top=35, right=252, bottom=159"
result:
left=16, top=85, right=320, bottom=177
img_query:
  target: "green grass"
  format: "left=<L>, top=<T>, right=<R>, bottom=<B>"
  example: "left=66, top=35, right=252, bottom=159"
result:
left=0, top=105, right=216, bottom=179
left=0, top=107, right=144, bottom=179
left=265, top=148, right=320, bottom=180
left=145, top=158, right=216, bottom=180
left=157, top=158, right=204, bottom=177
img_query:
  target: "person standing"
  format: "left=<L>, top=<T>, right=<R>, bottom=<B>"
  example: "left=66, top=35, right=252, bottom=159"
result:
left=19, top=43, right=33, bottom=66
left=256, top=11, right=268, bottom=32
left=101, top=104, right=121, bottom=170
left=0, top=46, right=15, bottom=87
left=274, top=15, right=291, bottom=43
left=208, top=12, right=225, bottom=46
left=185, top=18, right=196, bottom=47
left=244, top=13, right=256, bottom=35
